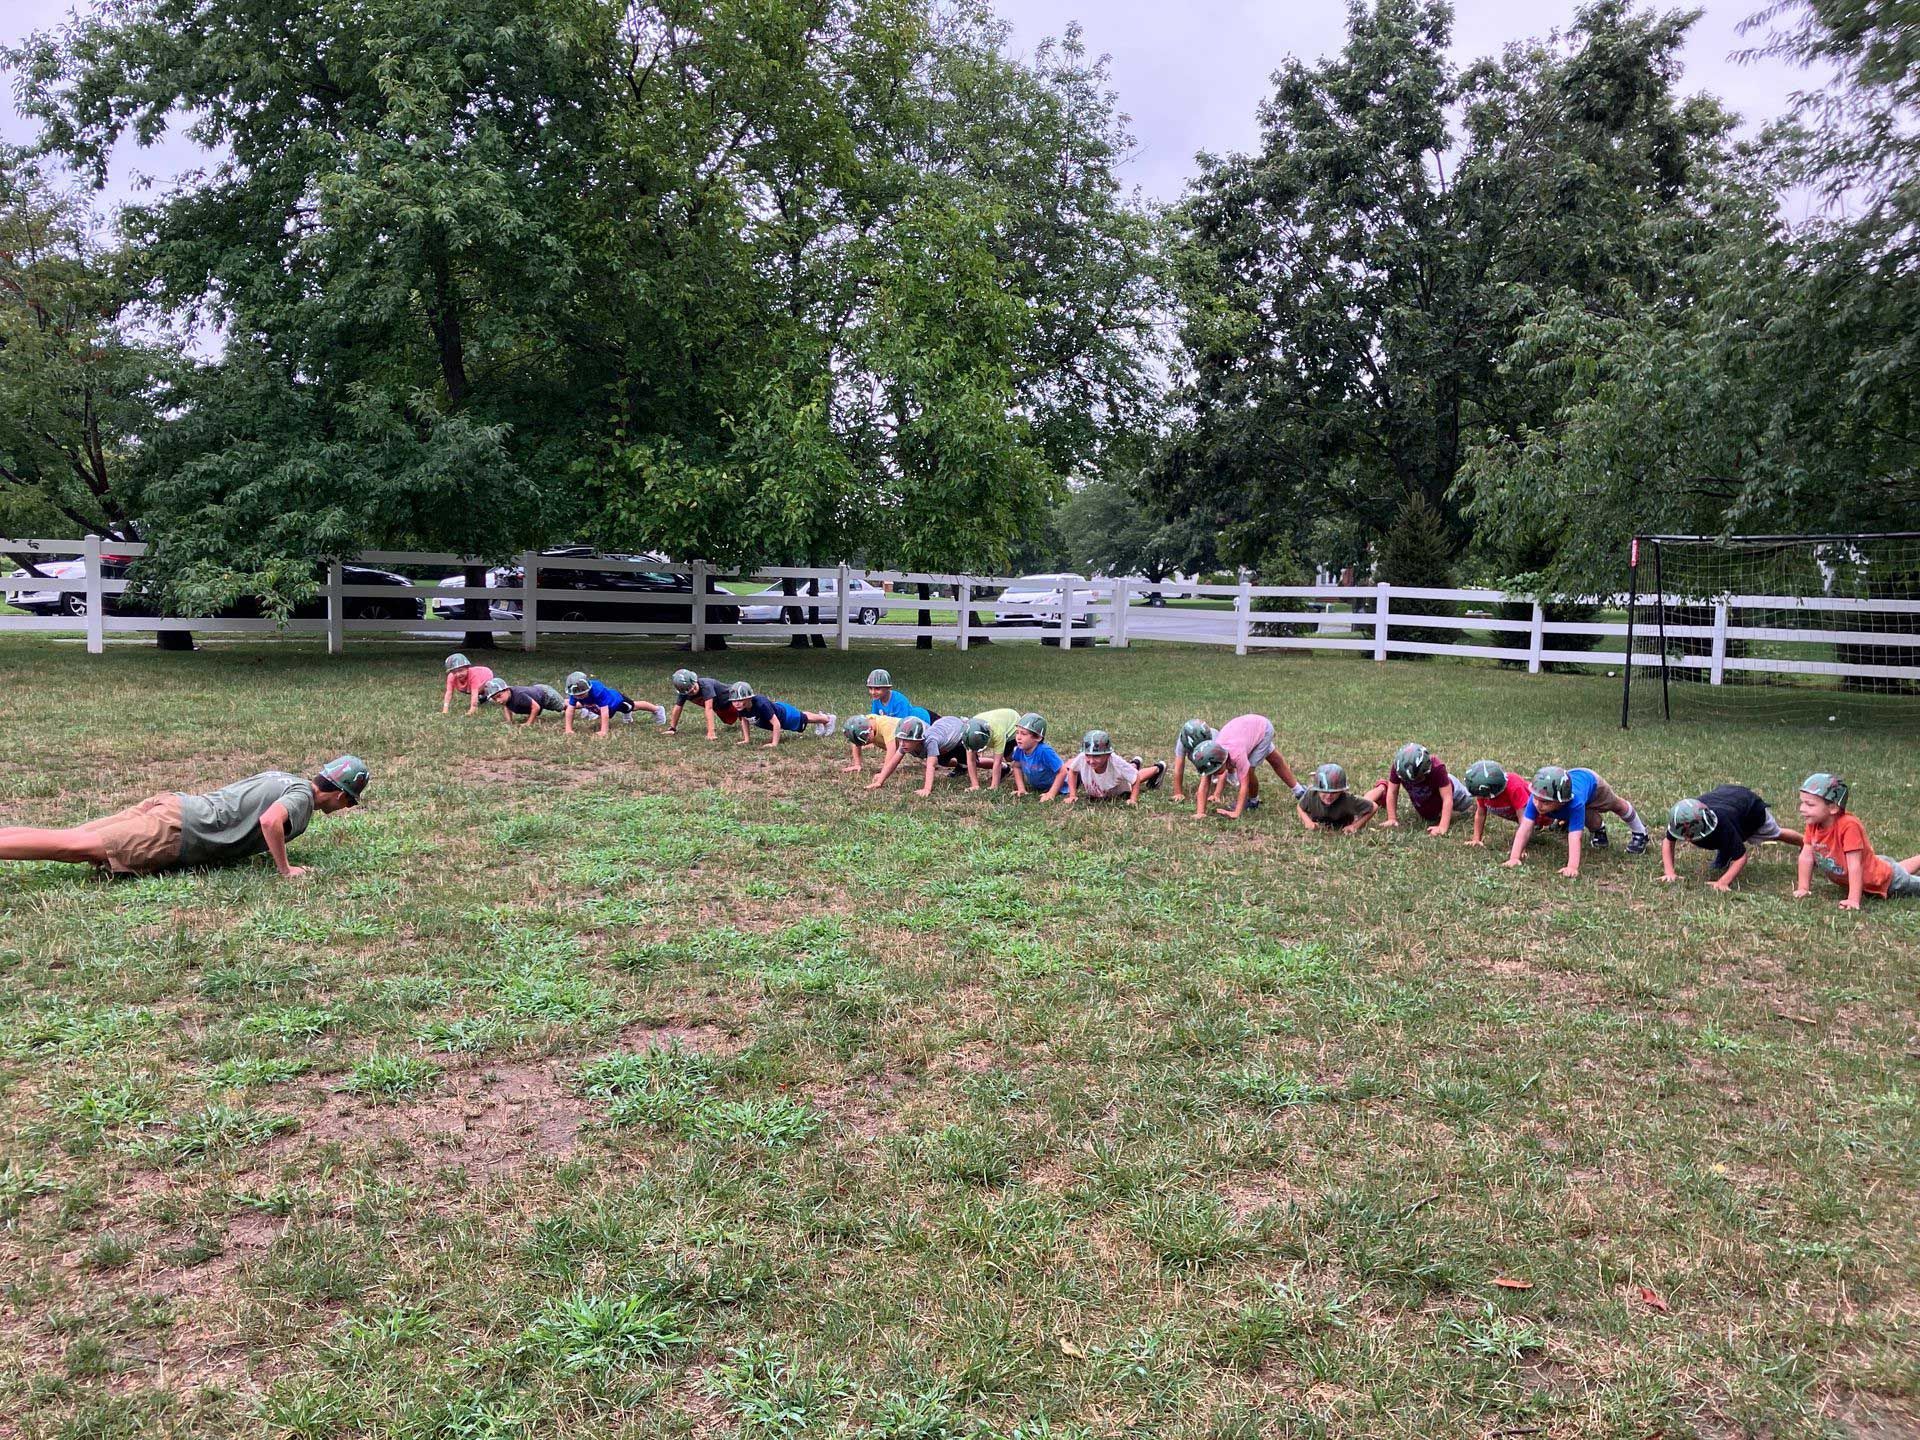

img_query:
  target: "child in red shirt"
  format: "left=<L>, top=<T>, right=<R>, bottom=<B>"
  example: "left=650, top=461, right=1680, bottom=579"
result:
left=1794, top=773, right=1920, bottom=910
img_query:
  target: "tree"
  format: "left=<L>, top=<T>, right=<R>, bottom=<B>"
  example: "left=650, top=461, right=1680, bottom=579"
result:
left=1057, top=478, right=1215, bottom=586
left=1152, top=0, right=1734, bottom=576
left=0, top=153, right=179, bottom=545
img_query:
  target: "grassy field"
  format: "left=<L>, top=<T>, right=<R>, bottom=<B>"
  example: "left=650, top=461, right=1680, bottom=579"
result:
left=0, top=636, right=1915, bottom=1440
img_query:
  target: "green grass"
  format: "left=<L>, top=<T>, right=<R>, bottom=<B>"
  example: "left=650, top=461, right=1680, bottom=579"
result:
left=0, top=635, right=1916, bottom=1438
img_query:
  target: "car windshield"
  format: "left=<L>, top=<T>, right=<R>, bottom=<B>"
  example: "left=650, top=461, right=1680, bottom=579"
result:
left=1010, top=574, right=1077, bottom=588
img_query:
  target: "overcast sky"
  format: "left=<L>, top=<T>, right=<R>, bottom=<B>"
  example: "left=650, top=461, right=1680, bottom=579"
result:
left=4, top=0, right=1813, bottom=210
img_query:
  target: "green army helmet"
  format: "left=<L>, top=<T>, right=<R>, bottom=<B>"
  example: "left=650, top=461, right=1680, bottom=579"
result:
left=1190, top=739, right=1227, bottom=775
left=318, top=755, right=370, bottom=805
left=844, top=715, right=876, bottom=746
left=1530, top=765, right=1573, bottom=804
left=1081, top=729, right=1113, bottom=756
left=1800, top=772, right=1849, bottom=807
left=565, top=670, right=591, bottom=696
left=1177, top=718, right=1213, bottom=754
left=1464, top=760, right=1508, bottom=799
left=866, top=668, right=893, bottom=688
left=896, top=716, right=928, bottom=749
left=1394, top=742, right=1434, bottom=781
left=960, top=717, right=994, bottom=751
left=729, top=681, right=756, bottom=703
left=1016, top=711, right=1047, bottom=739
left=480, top=677, right=509, bottom=701
left=1312, top=762, right=1349, bottom=794
left=445, top=652, right=471, bottom=673
left=671, top=667, right=699, bottom=695
left=1667, top=797, right=1720, bottom=842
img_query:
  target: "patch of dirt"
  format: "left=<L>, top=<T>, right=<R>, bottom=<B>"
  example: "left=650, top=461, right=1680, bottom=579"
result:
left=615, top=1018, right=751, bottom=1058
left=1827, top=1396, right=1920, bottom=1439
left=279, top=1057, right=590, bottom=1178
left=808, top=1069, right=917, bottom=1142
left=1217, top=1171, right=1311, bottom=1221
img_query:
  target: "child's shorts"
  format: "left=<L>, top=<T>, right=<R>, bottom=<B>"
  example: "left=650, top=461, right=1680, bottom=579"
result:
left=76, top=794, right=185, bottom=875
left=1244, top=719, right=1276, bottom=770
left=1883, top=860, right=1920, bottom=899
left=1752, top=810, right=1784, bottom=843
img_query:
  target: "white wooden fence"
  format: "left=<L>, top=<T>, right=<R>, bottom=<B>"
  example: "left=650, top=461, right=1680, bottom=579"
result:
left=4, top=537, right=1917, bottom=687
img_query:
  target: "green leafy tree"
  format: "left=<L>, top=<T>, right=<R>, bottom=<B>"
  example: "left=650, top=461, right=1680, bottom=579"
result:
left=1058, top=478, right=1215, bottom=587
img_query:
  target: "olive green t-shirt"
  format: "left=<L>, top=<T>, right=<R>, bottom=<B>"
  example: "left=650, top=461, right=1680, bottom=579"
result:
left=970, top=708, right=1021, bottom=756
left=1301, top=791, right=1374, bottom=828
left=176, top=771, right=315, bottom=867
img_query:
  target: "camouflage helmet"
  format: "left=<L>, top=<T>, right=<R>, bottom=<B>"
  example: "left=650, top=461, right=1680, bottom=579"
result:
left=896, top=716, right=928, bottom=748
left=1081, top=729, right=1112, bottom=757
left=565, top=670, right=591, bottom=696
left=317, top=755, right=370, bottom=805
left=1530, top=765, right=1574, bottom=804
left=480, top=677, right=509, bottom=700
left=445, top=652, right=471, bottom=673
left=1177, top=718, right=1213, bottom=754
left=866, top=668, right=893, bottom=688
left=729, top=681, right=755, bottom=703
left=1800, top=772, right=1849, bottom=807
left=1312, top=762, right=1350, bottom=794
left=1394, top=742, right=1434, bottom=781
left=844, top=714, right=876, bottom=746
left=671, top=667, right=700, bottom=695
left=1464, top=760, right=1508, bottom=799
left=1016, top=711, right=1047, bottom=739
left=1190, top=739, right=1228, bottom=775
left=960, top=717, right=995, bottom=752
left=1667, top=797, right=1720, bottom=842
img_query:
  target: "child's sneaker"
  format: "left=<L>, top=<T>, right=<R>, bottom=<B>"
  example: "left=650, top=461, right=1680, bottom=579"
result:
left=1590, top=822, right=1610, bottom=848
left=1137, top=757, right=1162, bottom=791
left=620, top=710, right=636, bottom=725
left=1246, top=796, right=1262, bottom=811
left=815, top=714, right=838, bottom=737
left=1626, top=831, right=1649, bottom=855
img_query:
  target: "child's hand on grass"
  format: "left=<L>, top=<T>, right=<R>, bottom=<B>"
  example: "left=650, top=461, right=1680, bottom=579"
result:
left=763, top=740, right=778, bottom=749
left=1463, top=838, right=1483, bottom=848
left=1379, top=818, right=1399, bottom=828
left=1839, top=897, right=1861, bottom=910
left=1793, top=887, right=1811, bottom=898
left=864, top=775, right=885, bottom=789
left=1709, top=878, right=1734, bottom=893
left=1558, top=864, right=1580, bottom=878
left=1503, top=857, right=1523, bottom=868
left=1427, top=824, right=1448, bottom=837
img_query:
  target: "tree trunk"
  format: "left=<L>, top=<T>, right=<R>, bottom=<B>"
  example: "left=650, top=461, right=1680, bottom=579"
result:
left=156, top=629, right=194, bottom=651
left=784, top=575, right=809, bottom=649
left=916, top=582, right=932, bottom=649
left=807, top=574, right=825, bottom=648
left=463, top=563, right=496, bottom=650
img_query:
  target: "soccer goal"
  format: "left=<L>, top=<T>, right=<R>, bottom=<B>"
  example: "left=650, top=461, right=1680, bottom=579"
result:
left=1621, top=532, right=1920, bottom=729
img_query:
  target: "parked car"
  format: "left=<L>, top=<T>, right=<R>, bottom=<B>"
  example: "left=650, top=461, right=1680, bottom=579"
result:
left=992, top=573, right=1101, bottom=627
left=429, top=546, right=596, bottom=622
left=7, top=556, right=421, bottom=619
left=739, top=574, right=886, bottom=625
left=484, top=553, right=741, bottom=626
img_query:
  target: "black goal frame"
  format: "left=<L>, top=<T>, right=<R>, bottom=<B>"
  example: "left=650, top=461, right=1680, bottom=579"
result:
left=1621, top=531, right=1920, bottom=728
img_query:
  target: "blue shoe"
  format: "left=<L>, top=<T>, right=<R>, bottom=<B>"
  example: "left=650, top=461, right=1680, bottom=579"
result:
left=1590, top=822, right=1610, bottom=848
left=1626, top=831, right=1649, bottom=856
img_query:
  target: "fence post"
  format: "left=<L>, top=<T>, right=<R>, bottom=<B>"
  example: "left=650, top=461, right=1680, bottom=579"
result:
left=1373, top=582, right=1391, bottom=662
left=1058, top=579, right=1074, bottom=649
left=325, top=561, right=345, bottom=656
left=1710, top=599, right=1729, bottom=685
left=521, top=552, right=539, bottom=651
left=83, top=534, right=104, bottom=654
left=1234, top=576, right=1251, bottom=656
left=957, top=582, right=972, bottom=651
left=836, top=563, right=851, bottom=651
left=1111, top=577, right=1131, bottom=648
left=1527, top=601, right=1545, bottom=675
left=690, top=559, right=708, bottom=653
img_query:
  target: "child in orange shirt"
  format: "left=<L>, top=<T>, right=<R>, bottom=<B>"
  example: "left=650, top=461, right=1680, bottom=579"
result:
left=1794, top=773, right=1920, bottom=910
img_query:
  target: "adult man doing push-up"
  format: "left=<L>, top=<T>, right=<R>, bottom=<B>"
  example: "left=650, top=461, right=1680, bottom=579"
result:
left=0, top=756, right=369, bottom=880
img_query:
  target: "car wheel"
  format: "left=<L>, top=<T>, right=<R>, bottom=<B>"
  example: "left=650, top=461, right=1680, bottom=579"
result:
left=61, top=592, right=88, bottom=617
left=358, top=602, right=391, bottom=621
left=560, top=608, right=588, bottom=623
left=857, top=607, right=880, bottom=625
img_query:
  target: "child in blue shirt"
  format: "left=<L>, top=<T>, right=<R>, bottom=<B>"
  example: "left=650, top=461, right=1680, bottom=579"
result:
left=1506, top=765, right=1649, bottom=878
left=725, top=683, right=837, bottom=748
left=1008, top=712, right=1064, bottom=796
left=866, top=667, right=934, bottom=723
left=563, top=670, right=667, bottom=736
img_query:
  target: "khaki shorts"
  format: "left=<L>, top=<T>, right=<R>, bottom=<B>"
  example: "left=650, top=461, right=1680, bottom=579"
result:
left=76, top=794, right=184, bottom=875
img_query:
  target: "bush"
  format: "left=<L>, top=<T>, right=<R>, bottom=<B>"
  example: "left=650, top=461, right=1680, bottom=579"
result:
left=1492, top=572, right=1599, bottom=672
left=1374, top=494, right=1458, bottom=655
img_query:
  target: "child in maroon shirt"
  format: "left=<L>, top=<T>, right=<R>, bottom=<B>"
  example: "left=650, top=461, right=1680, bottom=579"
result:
left=1364, top=743, right=1470, bottom=837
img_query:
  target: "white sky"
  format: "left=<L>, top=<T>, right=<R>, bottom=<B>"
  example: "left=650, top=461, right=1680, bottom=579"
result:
left=3, top=0, right=1816, bottom=210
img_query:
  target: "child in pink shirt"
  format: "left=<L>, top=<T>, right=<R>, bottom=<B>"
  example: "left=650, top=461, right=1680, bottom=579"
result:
left=442, top=653, right=496, bottom=715
left=1188, top=713, right=1304, bottom=820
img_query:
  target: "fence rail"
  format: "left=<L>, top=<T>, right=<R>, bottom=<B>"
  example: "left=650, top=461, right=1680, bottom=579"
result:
left=4, top=540, right=1917, bottom=687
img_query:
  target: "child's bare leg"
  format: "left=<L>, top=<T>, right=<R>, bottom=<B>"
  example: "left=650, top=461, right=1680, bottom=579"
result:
left=0, top=826, right=113, bottom=865
left=1899, top=854, right=1920, bottom=874
left=1772, top=827, right=1805, bottom=848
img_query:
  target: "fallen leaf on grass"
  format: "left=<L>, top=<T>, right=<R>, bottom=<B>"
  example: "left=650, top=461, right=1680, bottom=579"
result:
left=1492, top=1276, right=1533, bottom=1290
left=1057, top=1338, right=1086, bottom=1359
left=1772, top=1010, right=1817, bottom=1025
left=1637, top=1286, right=1670, bottom=1313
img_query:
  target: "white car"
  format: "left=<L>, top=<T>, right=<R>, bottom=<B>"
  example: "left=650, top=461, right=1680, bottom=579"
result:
left=993, top=573, right=1100, bottom=626
left=739, top=575, right=886, bottom=625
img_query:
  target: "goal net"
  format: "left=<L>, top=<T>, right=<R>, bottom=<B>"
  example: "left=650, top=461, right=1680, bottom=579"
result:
left=1622, top=533, right=1920, bottom=730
